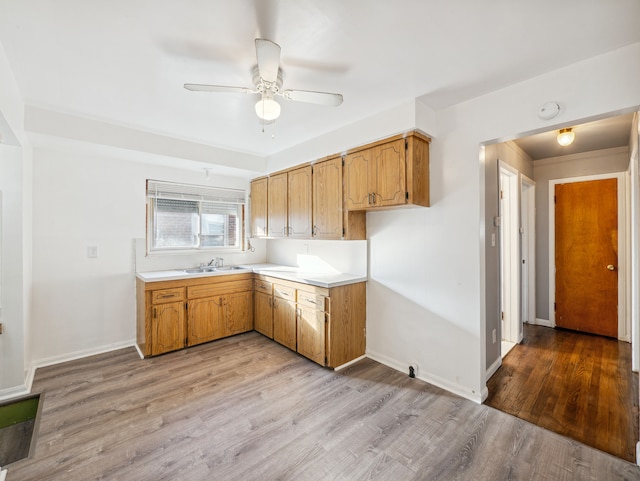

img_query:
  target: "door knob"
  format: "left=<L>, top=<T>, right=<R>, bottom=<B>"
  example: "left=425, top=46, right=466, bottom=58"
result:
left=607, top=264, right=616, bottom=271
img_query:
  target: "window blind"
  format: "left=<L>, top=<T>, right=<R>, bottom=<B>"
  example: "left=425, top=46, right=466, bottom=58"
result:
left=146, top=180, right=246, bottom=204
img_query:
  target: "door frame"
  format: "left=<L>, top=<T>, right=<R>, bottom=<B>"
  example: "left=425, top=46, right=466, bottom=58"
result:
left=521, top=175, right=536, bottom=328
left=548, top=172, right=629, bottom=340
left=499, top=161, right=521, bottom=345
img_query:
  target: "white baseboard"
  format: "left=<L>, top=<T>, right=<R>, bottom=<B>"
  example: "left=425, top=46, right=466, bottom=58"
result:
left=29, top=339, right=136, bottom=371
left=535, top=318, right=553, bottom=327
left=0, top=384, right=30, bottom=402
left=637, top=441, right=640, bottom=466
left=366, top=349, right=484, bottom=404
left=486, top=356, right=502, bottom=381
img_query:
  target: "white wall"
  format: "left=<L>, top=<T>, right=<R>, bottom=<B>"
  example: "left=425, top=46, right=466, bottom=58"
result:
left=28, top=143, right=265, bottom=368
left=0, top=40, right=30, bottom=398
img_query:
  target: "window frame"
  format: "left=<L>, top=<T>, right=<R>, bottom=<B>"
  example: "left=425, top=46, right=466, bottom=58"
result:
left=146, top=180, right=246, bottom=254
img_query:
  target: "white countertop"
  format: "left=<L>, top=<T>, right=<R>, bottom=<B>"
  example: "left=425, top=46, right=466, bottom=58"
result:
left=136, top=263, right=367, bottom=289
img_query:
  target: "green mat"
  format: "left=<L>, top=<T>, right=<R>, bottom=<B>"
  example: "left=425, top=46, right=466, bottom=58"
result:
left=0, top=396, right=40, bottom=429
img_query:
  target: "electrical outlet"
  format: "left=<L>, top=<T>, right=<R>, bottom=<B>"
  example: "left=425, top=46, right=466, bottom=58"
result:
left=409, top=363, right=419, bottom=378
left=492, top=329, right=497, bottom=344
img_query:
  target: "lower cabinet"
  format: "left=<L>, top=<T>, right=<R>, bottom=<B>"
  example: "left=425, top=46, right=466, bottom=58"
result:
left=254, top=280, right=274, bottom=338
left=273, top=283, right=297, bottom=350
left=255, top=276, right=366, bottom=368
left=152, top=300, right=186, bottom=355
left=137, top=274, right=254, bottom=357
left=137, top=273, right=365, bottom=368
left=297, top=303, right=326, bottom=365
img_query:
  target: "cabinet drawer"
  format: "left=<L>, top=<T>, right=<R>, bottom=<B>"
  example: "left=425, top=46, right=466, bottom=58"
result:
left=273, top=284, right=296, bottom=301
left=187, top=279, right=253, bottom=299
left=255, top=279, right=273, bottom=295
left=151, top=288, right=185, bottom=304
left=298, top=292, right=327, bottom=310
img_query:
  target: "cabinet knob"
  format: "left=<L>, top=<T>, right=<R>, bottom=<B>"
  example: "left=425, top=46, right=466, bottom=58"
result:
left=607, top=264, right=616, bottom=271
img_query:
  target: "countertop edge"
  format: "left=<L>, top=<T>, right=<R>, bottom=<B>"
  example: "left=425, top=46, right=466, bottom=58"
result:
left=136, top=265, right=368, bottom=289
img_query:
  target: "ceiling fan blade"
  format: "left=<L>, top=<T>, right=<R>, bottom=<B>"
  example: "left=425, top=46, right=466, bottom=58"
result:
left=184, top=83, right=256, bottom=94
left=255, top=38, right=281, bottom=83
left=281, top=89, right=343, bottom=107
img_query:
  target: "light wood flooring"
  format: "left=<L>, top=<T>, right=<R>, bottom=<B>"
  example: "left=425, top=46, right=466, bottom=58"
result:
left=486, top=324, right=639, bottom=462
left=7, top=331, right=640, bottom=480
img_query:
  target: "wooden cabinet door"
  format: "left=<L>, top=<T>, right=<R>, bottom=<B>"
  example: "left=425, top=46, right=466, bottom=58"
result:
left=268, top=172, right=288, bottom=237
left=152, top=301, right=185, bottom=355
left=287, top=166, right=312, bottom=238
left=343, top=150, right=372, bottom=210
left=250, top=178, right=268, bottom=237
left=297, top=305, right=326, bottom=365
left=273, top=296, right=297, bottom=350
left=224, top=290, right=254, bottom=336
left=372, top=139, right=406, bottom=207
left=312, top=157, right=343, bottom=239
left=254, top=291, right=274, bottom=338
left=187, top=297, right=224, bottom=346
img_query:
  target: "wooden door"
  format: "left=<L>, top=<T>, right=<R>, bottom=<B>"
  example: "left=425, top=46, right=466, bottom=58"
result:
left=297, top=305, right=326, bottom=365
left=187, top=297, right=224, bottom=346
left=254, top=291, right=273, bottom=338
left=250, top=178, right=268, bottom=237
left=372, top=139, right=406, bottom=207
left=224, top=291, right=254, bottom=336
left=555, top=178, right=618, bottom=337
left=287, top=166, right=313, bottom=238
left=152, top=301, right=185, bottom=354
left=273, top=296, right=297, bottom=350
left=268, top=172, right=288, bottom=237
left=343, top=150, right=372, bottom=210
left=312, top=157, right=343, bottom=239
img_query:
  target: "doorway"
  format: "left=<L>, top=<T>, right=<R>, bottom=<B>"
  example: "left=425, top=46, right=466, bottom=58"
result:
left=499, top=162, right=521, bottom=357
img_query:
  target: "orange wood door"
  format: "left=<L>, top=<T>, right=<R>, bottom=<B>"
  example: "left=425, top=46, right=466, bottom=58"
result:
left=287, top=166, right=312, bottom=238
left=312, top=157, right=343, bottom=239
left=267, top=172, right=288, bottom=237
left=555, top=178, right=618, bottom=337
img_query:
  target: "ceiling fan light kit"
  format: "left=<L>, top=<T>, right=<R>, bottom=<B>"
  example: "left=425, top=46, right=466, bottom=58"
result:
left=557, top=127, right=575, bottom=146
left=255, top=97, right=281, bottom=120
left=184, top=38, right=343, bottom=125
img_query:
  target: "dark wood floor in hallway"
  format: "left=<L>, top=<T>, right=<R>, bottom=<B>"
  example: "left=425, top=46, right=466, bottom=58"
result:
left=7, top=331, right=640, bottom=480
left=486, top=323, right=639, bottom=462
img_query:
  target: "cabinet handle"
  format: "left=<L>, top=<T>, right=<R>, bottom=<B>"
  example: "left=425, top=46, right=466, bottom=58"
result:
left=158, top=293, right=175, bottom=299
left=153, top=307, right=157, bottom=319
left=368, top=193, right=372, bottom=204
left=372, top=192, right=376, bottom=204
left=303, top=297, right=318, bottom=305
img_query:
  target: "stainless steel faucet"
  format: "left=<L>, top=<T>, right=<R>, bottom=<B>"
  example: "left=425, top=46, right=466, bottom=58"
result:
left=207, top=257, right=224, bottom=267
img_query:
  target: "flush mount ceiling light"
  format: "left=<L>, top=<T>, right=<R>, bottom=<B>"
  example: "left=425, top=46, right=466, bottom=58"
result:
left=557, top=128, right=575, bottom=146
left=255, top=97, right=281, bottom=121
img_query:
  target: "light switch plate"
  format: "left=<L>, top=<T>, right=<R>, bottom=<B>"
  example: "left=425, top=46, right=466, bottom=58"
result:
left=87, top=246, right=98, bottom=258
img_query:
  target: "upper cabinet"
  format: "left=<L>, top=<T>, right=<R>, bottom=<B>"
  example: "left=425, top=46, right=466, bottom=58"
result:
left=312, top=156, right=343, bottom=239
left=250, top=130, right=430, bottom=241
left=287, top=166, right=313, bottom=238
left=267, top=172, right=288, bottom=237
left=267, top=166, right=312, bottom=238
left=249, top=177, right=268, bottom=237
left=344, top=133, right=429, bottom=211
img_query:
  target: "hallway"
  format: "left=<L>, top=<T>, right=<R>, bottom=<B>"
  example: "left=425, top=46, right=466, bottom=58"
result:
left=486, top=324, right=639, bottom=462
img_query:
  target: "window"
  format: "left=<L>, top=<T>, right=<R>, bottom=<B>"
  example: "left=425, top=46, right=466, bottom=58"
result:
left=147, top=180, right=245, bottom=252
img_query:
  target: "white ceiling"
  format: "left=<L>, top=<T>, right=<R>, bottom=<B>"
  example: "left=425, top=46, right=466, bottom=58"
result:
left=1, top=0, right=639, bottom=158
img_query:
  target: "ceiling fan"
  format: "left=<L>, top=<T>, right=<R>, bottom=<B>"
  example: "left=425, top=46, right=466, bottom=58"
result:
left=184, top=38, right=343, bottom=122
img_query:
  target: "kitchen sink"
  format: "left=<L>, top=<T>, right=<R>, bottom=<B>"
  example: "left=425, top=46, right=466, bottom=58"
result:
left=182, top=265, right=245, bottom=274
left=183, top=266, right=217, bottom=274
